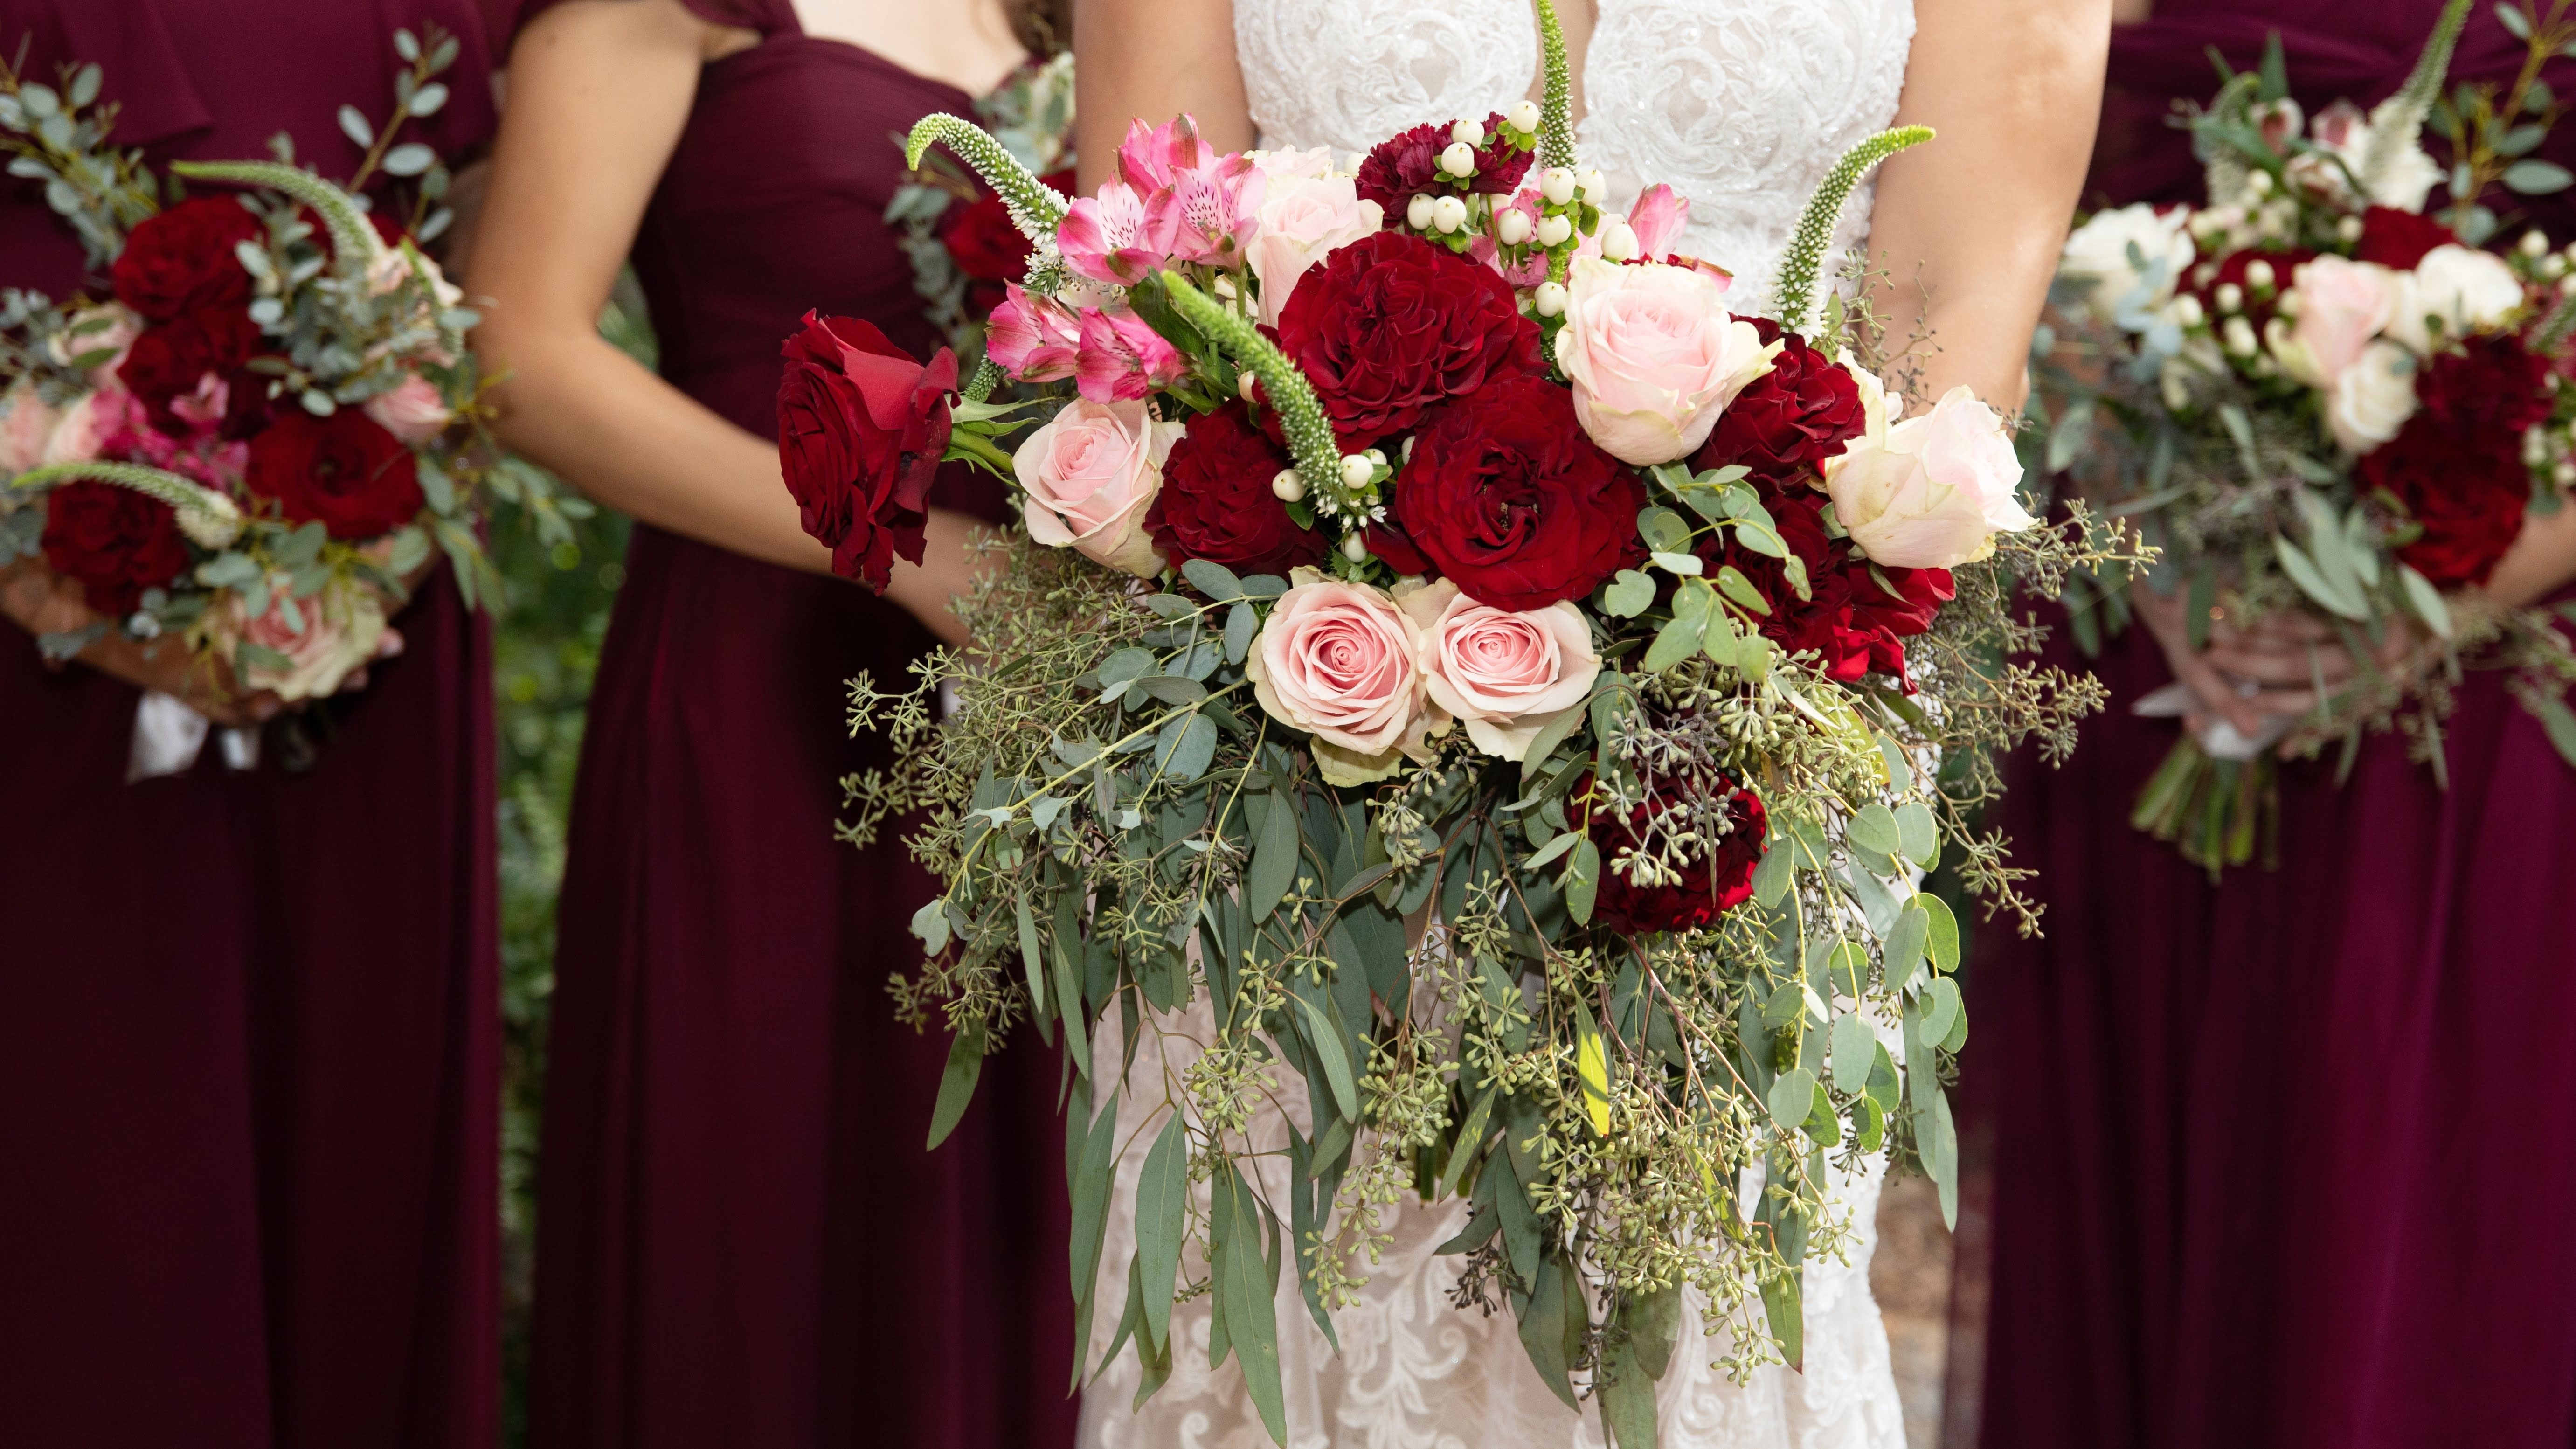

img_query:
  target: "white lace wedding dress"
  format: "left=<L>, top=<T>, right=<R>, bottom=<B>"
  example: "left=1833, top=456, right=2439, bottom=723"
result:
left=1080, top=4, right=1916, bottom=1445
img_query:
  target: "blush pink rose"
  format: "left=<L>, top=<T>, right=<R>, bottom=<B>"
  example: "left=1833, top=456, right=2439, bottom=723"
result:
left=1824, top=373, right=2036, bottom=569
left=1247, top=569, right=1434, bottom=784
left=1246, top=149, right=1385, bottom=326
left=1555, top=257, right=1781, bottom=465
left=1400, top=578, right=1600, bottom=761
left=40, top=386, right=119, bottom=466
left=2271, top=254, right=2397, bottom=388
left=1014, top=397, right=1184, bottom=578
left=220, top=575, right=392, bottom=701
left=48, top=305, right=139, bottom=387
left=362, top=373, right=453, bottom=445
left=0, top=381, right=62, bottom=476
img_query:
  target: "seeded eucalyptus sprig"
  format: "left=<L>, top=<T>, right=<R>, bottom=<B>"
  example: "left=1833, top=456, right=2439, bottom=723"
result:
left=905, top=112, right=1071, bottom=245
left=1530, top=0, right=1579, bottom=172
left=11, top=460, right=244, bottom=549
left=1771, top=126, right=1934, bottom=336
left=1154, top=269, right=1353, bottom=513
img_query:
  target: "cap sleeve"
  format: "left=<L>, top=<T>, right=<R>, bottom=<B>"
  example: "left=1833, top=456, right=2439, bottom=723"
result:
left=505, top=0, right=796, bottom=45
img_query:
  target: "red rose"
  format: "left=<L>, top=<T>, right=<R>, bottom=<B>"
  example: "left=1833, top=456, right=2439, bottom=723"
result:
left=1360, top=519, right=1432, bottom=575
left=1583, top=768, right=1767, bottom=936
left=2353, top=206, right=2455, bottom=270
left=111, top=196, right=263, bottom=322
left=245, top=409, right=425, bottom=540
left=1356, top=114, right=1532, bottom=216
left=1697, top=477, right=1951, bottom=684
left=1144, top=402, right=1328, bottom=577
left=942, top=169, right=1074, bottom=284
left=776, top=311, right=957, bottom=591
left=2359, top=335, right=2550, bottom=588
left=1273, top=231, right=1543, bottom=450
left=41, top=480, right=192, bottom=617
left=118, top=307, right=269, bottom=431
left=1392, top=372, right=1643, bottom=610
left=1693, top=319, right=1864, bottom=485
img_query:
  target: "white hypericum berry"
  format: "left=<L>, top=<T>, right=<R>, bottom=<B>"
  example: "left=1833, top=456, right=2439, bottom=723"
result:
left=1540, top=167, right=1578, bottom=205
left=1430, top=194, right=1468, bottom=234
left=1340, top=453, right=1375, bottom=489
left=1440, top=141, right=1477, bottom=177
left=2244, top=258, right=2276, bottom=291
left=2546, top=254, right=2569, bottom=281
left=2523, top=229, right=2552, bottom=258
left=1600, top=218, right=1638, bottom=262
left=1272, top=469, right=1305, bottom=502
left=1581, top=169, right=1606, bottom=201
left=2193, top=261, right=2220, bottom=287
left=1496, top=209, right=1533, bottom=245
left=1533, top=281, right=1568, bottom=317
left=2246, top=169, right=2274, bottom=197
left=2171, top=293, right=2206, bottom=329
left=1535, top=213, right=1573, bottom=247
left=2214, top=282, right=2244, bottom=314
left=1508, top=100, right=1541, bottom=133
left=1340, top=532, right=1370, bottom=562
left=1365, top=448, right=1388, bottom=467
left=2557, top=460, right=2576, bottom=488
left=2273, top=289, right=2302, bottom=318
left=1400, top=435, right=1416, bottom=462
left=1450, top=119, right=1484, bottom=147
left=2336, top=215, right=2365, bottom=244
left=2223, top=316, right=2258, bottom=355
left=2526, top=428, right=2549, bottom=465
left=1406, top=194, right=1435, bottom=230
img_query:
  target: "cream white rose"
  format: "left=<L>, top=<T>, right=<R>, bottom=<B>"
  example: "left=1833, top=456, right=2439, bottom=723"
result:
left=2061, top=203, right=2195, bottom=323
left=1823, top=372, right=2036, bottom=569
left=2324, top=338, right=2419, bottom=455
left=1554, top=257, right=1781, bottom=465
left=1014, top=398, right=1184, bottom=578
left=2269, top=255, right=2397, bottom=388
left=2386, top=244, right=2525, bottom=355
left=1398, top=578, right=1599, bottom=762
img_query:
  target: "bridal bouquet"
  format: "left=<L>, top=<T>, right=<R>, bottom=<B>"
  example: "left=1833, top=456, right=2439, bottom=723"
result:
left=2049, top=0, right=2576, bottom=871
left=786, top=5, right=2133, bottom=1441
left=0, top=30, right=576, bottom=734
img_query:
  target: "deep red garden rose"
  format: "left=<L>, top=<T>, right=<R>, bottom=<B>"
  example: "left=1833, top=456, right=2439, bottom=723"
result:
left=2353, top=206, right=2455, bottom=271
left=1582, top=768, right=1768, bottom=936
left=1355, top=114, right=1531, bottom=216
left=1693, top=319, right=1864, bottom=485
left=245, top=409, right=424, bottom=540
left=1272, top=231, right=1542, bottom=450
left=1697, top=477, right=1951, bottom=684
left=776, top=311, right=957, bottom=591
left=1393, top=372, right=1643, bottom=610
left=2358, top=334, right=2551, bottom=588
left=942, top=169, right=1075, bottom=283
left=1361, top=519, right=1432, bottom=576
left=111, top=196, right=263, bottom=322
left=42, top=480, right=192, bottom=617
left=1144, top=402, right=1327, bottom=576
left=118, top=307, right=269, bottom=431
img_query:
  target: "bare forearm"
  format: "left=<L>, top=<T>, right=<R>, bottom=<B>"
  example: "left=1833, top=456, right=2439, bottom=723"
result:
left=1870, top=0, right=2111, bottom=409
left=2488, top=498, right=2576, bottom=609
left=1074, top=0, right=1251, bottom=191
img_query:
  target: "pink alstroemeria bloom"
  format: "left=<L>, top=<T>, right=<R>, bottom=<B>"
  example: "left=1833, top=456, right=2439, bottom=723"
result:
left=1151, top=158, right=1266, bottom=267
left=1058, top=181, right=1182, bottom=286
left=1628, top=184, right=1691, bottom=263
left=985, top=284, right=1082, bottom=382
left=1074, top=307, right=1188, bottom=402
left=1115, top=114, right=1220, bottom=193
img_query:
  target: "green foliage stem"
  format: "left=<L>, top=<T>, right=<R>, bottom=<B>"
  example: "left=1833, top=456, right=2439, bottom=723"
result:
left=1771, top=126, right=1934, bottom=335
left=1531, top=0, right=1578, bottom=172
left=11, top=459, right=242, bottom=547
left=170, top=159, right=384, bottom=280
left=905, top=113, right=1070, bottom=243
left=1155, top=270, right=1344, bottom=498
left=2359, top=0, right=2471, bottom=195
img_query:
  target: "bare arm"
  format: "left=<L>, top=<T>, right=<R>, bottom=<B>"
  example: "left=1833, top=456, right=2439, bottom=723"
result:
left=1869, top=0, right=2112, bottom=409
left=472, top=0, right=972, bottom=642
left=1073, top=0, right=1251, bottom=192
left=2488, top=498, right=2576, bottom=610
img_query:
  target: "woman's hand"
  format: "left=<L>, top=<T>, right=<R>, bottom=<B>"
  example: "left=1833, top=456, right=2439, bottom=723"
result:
left=0, top=558, right=282, bottom=725
left=1869, top=0, right=2115, bottom=409
left=2131, top=582, right=2417, bottom=747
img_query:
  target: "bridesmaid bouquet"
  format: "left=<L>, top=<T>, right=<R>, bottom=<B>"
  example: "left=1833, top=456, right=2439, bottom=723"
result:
left=0, top=30, right=577, bottom=741
left=889, top=50, right=1077, bottom=360
left=783, top=4, right=2135, bottom=1441
left=2048, top=0, right=2576, bottom=870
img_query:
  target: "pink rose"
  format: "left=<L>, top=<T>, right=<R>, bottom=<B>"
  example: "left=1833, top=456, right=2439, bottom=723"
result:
left=1246, top=149, right=1385, bottom=326
left=1554, top=257, right=1781, bottom=465
left=0, top=381, right=62, bottom=476
left=1401, top=578, right=1600, bottom=761
left=1824, top=374, right=2036, bottom=569
left=48, top=305, right=139, bottom=387
left=2271, top=255, right=2396, bottom=388
left=41, top=387, right=117, bottom=465
left=986, top=284, right=1082, bottom=382
left=219, top=575, right=392, bottom=701
left=362, top=372, right=453, bottom=445
left=1247, top=569, right=1434, bottom=785
left=1013, top=397, right=1183, bottom=578
left=1073, top=306, right=1188, bottom=402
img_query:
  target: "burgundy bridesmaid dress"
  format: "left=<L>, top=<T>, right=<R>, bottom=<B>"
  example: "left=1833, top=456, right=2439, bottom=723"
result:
left=0, top=4, right=502, bottom=1447
left=1969, top=7, right=2576, bottom=1447
left=510, top=5, right=1074, bottom=1447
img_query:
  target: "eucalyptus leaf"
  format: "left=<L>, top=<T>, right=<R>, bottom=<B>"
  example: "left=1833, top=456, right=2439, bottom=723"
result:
left=1847, top=803, right=1901, bottom=857
left=1181, top=556, right=1243, bottom=600
left=1831, top=1010, right=1876, bottom=1094
left=1767, top=1067, right=1818, bottom=1133
left=1601, top=569, right=1656, bottom=617
left=1134, top=1111, right=1189, bottom=1356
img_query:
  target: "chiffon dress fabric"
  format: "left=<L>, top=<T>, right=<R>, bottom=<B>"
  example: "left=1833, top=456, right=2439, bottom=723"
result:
left=0, top=3, right=503, bottom=1446
left=1968, top=7, right=2576, bottom=1447
left=512, top=4, right=1073, bottom=1447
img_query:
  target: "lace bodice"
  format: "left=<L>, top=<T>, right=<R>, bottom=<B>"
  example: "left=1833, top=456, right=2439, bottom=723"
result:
left=1233, top=0, right=1918, bottom=304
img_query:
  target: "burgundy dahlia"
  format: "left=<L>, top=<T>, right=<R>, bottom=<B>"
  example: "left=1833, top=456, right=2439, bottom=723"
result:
left=1271, top=231, right=1542, bottom=450
left=1145, top=402, right=1328, bottom=576
left=1355, top=113, right=1533, bottom=217
left=1692, top=319, right=1865, bottom=485
left=1583, top=769, right=1768, bottom=936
